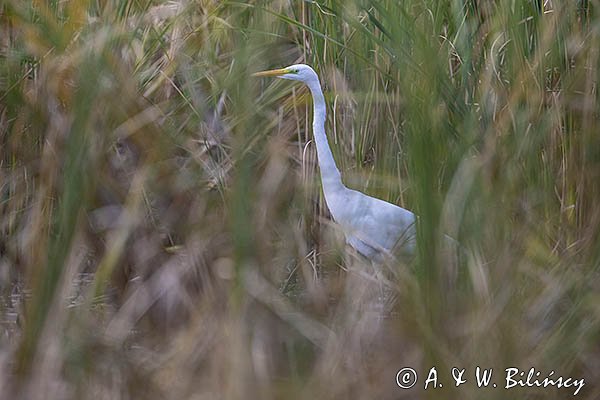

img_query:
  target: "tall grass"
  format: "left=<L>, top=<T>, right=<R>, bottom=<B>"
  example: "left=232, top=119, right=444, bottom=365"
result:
left=1, top=0, right=599, bottom=399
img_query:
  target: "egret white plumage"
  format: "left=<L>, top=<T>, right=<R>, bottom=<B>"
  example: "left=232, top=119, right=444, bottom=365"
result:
left=253, top=64, right=416, bottom=261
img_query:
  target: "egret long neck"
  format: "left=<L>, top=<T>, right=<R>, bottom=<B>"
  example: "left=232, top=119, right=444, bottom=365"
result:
left=306, top=79, right=343, bottom=196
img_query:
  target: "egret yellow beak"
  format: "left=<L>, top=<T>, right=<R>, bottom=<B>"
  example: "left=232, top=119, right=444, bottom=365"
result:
left=252, top=68, right=290, bottom=77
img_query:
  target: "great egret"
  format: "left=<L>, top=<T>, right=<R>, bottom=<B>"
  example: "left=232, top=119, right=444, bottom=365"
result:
left=253, top=64, right=415, bottom=262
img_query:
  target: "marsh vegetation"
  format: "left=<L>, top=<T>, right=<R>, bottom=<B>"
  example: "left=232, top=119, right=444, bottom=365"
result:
left=1, top=1, right=599, bottom=399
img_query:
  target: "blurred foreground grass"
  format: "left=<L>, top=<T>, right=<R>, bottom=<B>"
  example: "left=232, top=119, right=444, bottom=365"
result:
left=1, top=1, right=599, bottom=399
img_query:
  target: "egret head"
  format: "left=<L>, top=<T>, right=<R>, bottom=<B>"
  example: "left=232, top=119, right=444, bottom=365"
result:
left=252, top=64, right=318, bottom=84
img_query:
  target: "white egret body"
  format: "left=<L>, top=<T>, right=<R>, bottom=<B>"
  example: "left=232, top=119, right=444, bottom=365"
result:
left=254, top=64, right=416, bottom=261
